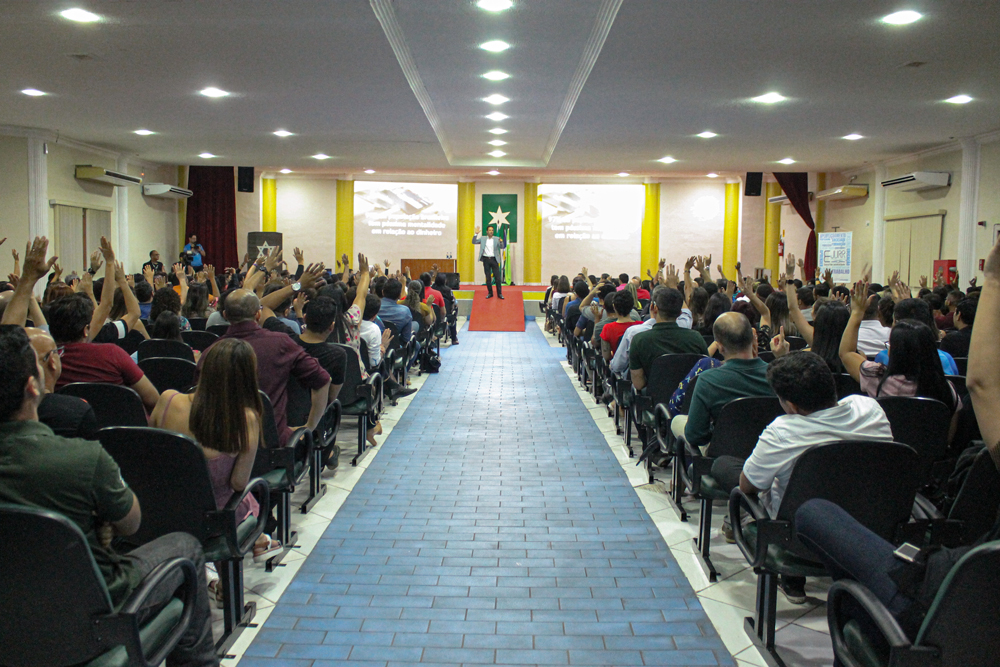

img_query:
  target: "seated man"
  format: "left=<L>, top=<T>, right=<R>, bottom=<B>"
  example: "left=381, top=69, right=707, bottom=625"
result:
left=378, top=278, right=413, bottom=342
left=432, top=272, right=458, bottom=344
left=856, top=288, right=890, bottom=355
left=727, top=352, right=894, bottom=603
left=0, top=325, right=218, bottom=666
left=629, top=287, right=709, bottom=391
left=563, top=280, right=591, bottom=333
left=27, top=327, right=98, bottom=439
left=674, top=312, right=773, bottom=450
left=940, top=296, right=976, bottom=358
left=135, top=279, right=153, bottom=320
left=611, top=281, right=695, bottom=379
left=295, top=297, right=347, bottom=402
left=600, top=289, right=643, bottom=361
left=48, top=294, right=160, bottom=411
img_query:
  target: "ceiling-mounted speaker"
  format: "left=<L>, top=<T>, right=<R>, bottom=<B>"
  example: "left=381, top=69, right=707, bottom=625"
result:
left=745, top=172, right=763, bottom=197
left=237, top=166, right=254, bottom=193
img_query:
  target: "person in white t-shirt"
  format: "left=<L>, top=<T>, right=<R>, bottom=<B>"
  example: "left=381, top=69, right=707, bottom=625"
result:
left=735, top=351, right=894, bottom=603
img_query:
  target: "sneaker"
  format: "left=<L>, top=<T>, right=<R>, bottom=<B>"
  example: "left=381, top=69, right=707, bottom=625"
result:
left=390, top=386, right=417, bottom=399
left=721, top=517, right=735, bottom=544
left=779, top=577, right=807, bottom=605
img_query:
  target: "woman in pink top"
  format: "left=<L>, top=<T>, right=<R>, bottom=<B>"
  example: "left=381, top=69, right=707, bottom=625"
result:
left=150, top=338, right=277, bottom=606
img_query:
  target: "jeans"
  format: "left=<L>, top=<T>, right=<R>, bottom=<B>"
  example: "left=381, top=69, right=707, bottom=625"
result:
left=710, top=455, right=745, bottom=494
left=483, top=257, right=502, bottom=296
left=124, top=532, right=218, bottom=667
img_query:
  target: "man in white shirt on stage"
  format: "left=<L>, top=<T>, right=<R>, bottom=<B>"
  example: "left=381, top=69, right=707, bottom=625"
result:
left=472, top=224, right=506, bottom=300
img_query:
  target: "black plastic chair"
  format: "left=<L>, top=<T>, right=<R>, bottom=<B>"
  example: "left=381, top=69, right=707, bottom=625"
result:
left=917, top=448, right=1000, bottom=548
left=945, top=375, right=967, bottom=399
left=187, top=317, right=207, bottom=331
left=785, top=335, right=808, bottom=350
left=334, top=343, right=383, bottom=466
left=206, top=324, right=230, bottom=337
left=0, top=503, right=197, bottom=667
left=730, top=441, right=921, bottom=666
left=757, top=351, right=776, bottom=363
left=828, top=540, right=1000, bottom=667
left=835, top=372, right=863, bottom=399
left=634, top=354, right=705, bottom=480
left=952, top=356, right=968, bottom=377
left=181, top=329, right=219, bottom=351
left=680, top=396, right=784, bottom=580
left=57, top=382, right=147, bottom=429
left=877, top=396, right=952, bottom=489
left=98, top=427, right=268, bottom=657
left=139, top=357, right=197, bottom=393
left=306, top=399, right=342, bottom=513
left=136, top=338, right=195, bottom=362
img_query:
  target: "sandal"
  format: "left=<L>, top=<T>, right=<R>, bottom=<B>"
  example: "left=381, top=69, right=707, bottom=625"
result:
left=252, top=535, right=282, bottom=563
left=207, top=579, right=225, bottom=609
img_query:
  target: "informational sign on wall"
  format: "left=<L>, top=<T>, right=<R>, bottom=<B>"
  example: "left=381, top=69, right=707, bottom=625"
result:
left=818, top=231, right=852, bottom=283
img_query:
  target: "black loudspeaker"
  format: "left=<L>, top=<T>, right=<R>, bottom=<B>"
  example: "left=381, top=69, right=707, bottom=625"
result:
left=744, top=172, right=763, bottom=197
left=237, top=167, right=254, bottom=193
left=442, top=272, right=461, bottom=290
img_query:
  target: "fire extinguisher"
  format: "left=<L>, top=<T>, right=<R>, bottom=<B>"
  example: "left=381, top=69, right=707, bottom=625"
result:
left=778, top=230, right=785, bottom=258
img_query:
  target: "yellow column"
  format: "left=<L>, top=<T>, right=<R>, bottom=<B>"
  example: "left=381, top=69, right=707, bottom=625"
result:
left=641, top=183, right=660, bottom=275
left=723, top=182, right=740, bottom=279
left=262, top=177, right=277, bottom=233
left=764, top=181, right=782, bottom=277
left=523, top=182, right=541, bottom=283
left=336, top=179, right=354, bottom=261
left=457, top=182, right=476, bottom=281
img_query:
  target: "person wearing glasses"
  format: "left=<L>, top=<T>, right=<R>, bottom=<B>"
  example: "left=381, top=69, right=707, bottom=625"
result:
left=25, top=327, right=98, bottom=440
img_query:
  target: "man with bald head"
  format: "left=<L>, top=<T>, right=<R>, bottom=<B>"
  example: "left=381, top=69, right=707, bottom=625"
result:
left=201, top=289, right=330, bottom=446
left=675, top=311, right=774, bottom=451
left=27, top=327, right=98, bottom=439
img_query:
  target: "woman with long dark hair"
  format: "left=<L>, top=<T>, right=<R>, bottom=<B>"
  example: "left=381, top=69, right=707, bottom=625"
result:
left=181, top=282, right=211, bottom=319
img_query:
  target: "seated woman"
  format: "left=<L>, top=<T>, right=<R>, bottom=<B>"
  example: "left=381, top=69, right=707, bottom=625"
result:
left=148, top=337, right=278, bottom=604
left=130, top=310, right=200, bottom=362
left=150, top=286, right=192, bottom=331
left=404, top=279, right=435, bottom=333
left=181, top=282, right=212, bottom=320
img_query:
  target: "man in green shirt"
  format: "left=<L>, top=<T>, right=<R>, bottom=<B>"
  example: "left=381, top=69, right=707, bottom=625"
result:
left=0, top=324, right=218, bottom=667
left=675, top=312, right=774, bottom=449
left=630, top=287, right=709, bottom=390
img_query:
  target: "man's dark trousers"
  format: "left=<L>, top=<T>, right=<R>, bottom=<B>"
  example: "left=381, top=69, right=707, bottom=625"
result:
left=483, top=257, right=503, bottom=297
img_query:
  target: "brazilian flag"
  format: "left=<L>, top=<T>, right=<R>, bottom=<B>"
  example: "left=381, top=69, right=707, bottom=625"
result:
left=482, top=194, right=517, bottom=284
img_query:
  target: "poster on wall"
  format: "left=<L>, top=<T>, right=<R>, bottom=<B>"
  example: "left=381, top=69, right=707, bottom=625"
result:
left=818, top=231, right=852, bottom=283
left=354, top=182, right=457, bottom=267
left=539, top=184, right=643, bottom=280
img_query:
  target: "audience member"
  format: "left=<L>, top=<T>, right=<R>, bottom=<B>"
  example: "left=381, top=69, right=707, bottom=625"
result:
left=295, top=297, right=347, bottom=403
left=379, top=278, right=413, bottom=342
left=871, top=297, right=958, bottom=375
left=940, top=296, right=976, bottom=358
left=27, top=326, right=98, bottom=440
left=629, top=287, right=708, bottom=390
left=600, top=289, right=642, bottom=360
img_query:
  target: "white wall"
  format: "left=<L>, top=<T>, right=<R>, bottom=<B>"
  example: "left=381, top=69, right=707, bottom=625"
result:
left=0, top=136, right=30, bottom=269
left=977, top=139, right=1000, bottom=274
left=659, top=180, right=726, bottom=271
left=823, top=170, right=875, bottom=284
left=274, top=177, right=337, bottom=267
left=127, top=162, right=178, bottom=271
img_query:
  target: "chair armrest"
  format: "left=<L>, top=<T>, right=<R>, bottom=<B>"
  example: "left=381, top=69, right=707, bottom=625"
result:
left=729, top=487, right=779, bottom=568
left=827, top=580, right=913, bottom=667
left=674, top=433, right=693, bottom=491
left=653, top=403, right=672, bottom=452
left=114, top=557, right=198, bottom=667
left=912, top=493, right=943, bottom=521
left=689, top=454, right=714, bottom=494
left=363, top=372, right=383, bottom=415
left=206, top=477, right=270, bottom=556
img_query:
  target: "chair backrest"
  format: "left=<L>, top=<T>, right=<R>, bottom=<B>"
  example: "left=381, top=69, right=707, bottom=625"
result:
left=315, top=399, right=342, bottom=450
left=206, top=324, right=230, bottom=337
left=259, top=390, right=281, bottom=449
left=181, top=329, right=219, bottom=351
left=98, top=427, right=219, bottom=548
left=777, top=441, right=920, bottom=557
left=139, top=357, right=197, bottom=393
left=0, top=504, right=114, bottom=667
left=786, top=335, right=808, bottom=351
left=285, top=374, right=312, bottom=429
left=359, top=338, right=373, bottom=373
left=757, top=351, right=775, bottom=363
left=137, top=338, right=195, bottom=362
left=333, top=343, right=365, bottom=405
left=877, top=396, right=951, bottom=484
left=952, top=357, right=968, bottom=377
left=678, top=373, right=700, bottom=415
left=834, top=373, right=862, bottom=399
left=187, top=317, right=207, bottom=331
left=948, top=449, right=1000, bottom=544
left=57, top=382, right=147, bottom=429
left=945, top=375, right=967, bottom=399
left=915, top=540, right=1000, bottom=665
left=646, top=353, right=705, bottom=406
left=705, top=396, right=784, bottom=459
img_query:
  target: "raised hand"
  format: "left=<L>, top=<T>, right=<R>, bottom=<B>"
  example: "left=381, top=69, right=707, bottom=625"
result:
left=919, top=275, right=928, bottom=289
left=90, top=249, right=104, bottom=274
left=771, top=326, right=790, bottom=357
left=384, top=259, right=391, bottom=269
left=693, top=255, right=706, bottom=272
left=684, top=256, right=696, bottom=273
left=142, top=264, right=154, bottom=283
left=797, top=257, right=805, bottom=269
left=664, top=263, right=680, bottom=289
left=658, top=258, right=666, bottom=270
left=300, top=263, right=324, bottom=290
left=646, top=268, right=653, bottom=278
left=153, top=275, right=166, bottom=290
left=851, top=279, right=873, bottom=316
left=11, top=248, right=19, bottom=262
left=293, top=247, right=304, bottom=265
left=717, top=264, right=726, bottom=280
left=264, top=246, right=283, bottom=271
left=205, top=264, right=216, bottom=280
left=823, top=268, right=833, bottom=286
left=357, top=253, right=369, bottom=275
left=78, top=273, right=94, bottom=295
left=21, top=236, right=58, bottom=284
left=292, top=292, right=309, bottom=318
left=785, top=252, right=795, bottom=278
left=341, top=252, right=350, bottom=269
left=172, top=262, right=184, bottom=276
left=725, top=280, right=736, bottom=299
left=99, top=236, right=115, bottom=263
left=970, top=276, right=978, bottom=288
left=52, top=263, right=62, bottom=279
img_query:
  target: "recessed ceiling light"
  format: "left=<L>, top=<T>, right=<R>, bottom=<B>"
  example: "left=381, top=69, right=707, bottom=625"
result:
left=486, top=112, right=508, bottom=122
left=477, top=0, right=513, bottom=11
left=312, top=153, right=330, bottom=160
left=273, top=130, right=293, bottom=137
left=134, top=129, right=155, bottom=136
left=489, top=128, right=508, bottom=135
left=843, top=133, right=864, bottom=141
left=488, top=139, right=507, bottom=146
left=657, top=156, right=677, bottom=164
left=487, top=170, right=501, bottom=176
left=199, top=87, right=229, bottom=98
left=707, top=173, right=719, bottom=178
left=21, top=88, right=47, bottom=96
left=697, top=131, right=717, bottom=138
left=945, top=94, right=973, bottom=104
left=881, top=10, right=922, bottom=25
left=488, top=150, right=507, bottom=158
left=483, top=71, right=510, bottom=81
left=60, top=8, right=101, bottom=22
left=617, top=172, right=630, bottom=177
left=480, top=40, right=510, bottom=53
left=279, top=169, right=292, bottom=174
left=778, top=157, right=796, bottom=165
left=484, top=94, right=509, bottom=105
left=364, top=169, right=376, bottom=174
left=198, top=153, right=217, bottom=159
left=751, top=92, right=787, bottom=104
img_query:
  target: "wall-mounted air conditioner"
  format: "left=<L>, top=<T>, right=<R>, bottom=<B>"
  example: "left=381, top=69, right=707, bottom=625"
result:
left=767, top=192, right=813, bottom=205
left=75, top=165, right=142, bottom=187
left=142, top=183, right=193, bottom=199
left=880, top=171, right=951, bottom=192
left=816, top=184, right=869, bottom=201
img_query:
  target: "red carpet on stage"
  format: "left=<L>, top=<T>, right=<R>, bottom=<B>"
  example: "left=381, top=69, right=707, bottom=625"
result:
left=467, top=286, right=525, bottom=332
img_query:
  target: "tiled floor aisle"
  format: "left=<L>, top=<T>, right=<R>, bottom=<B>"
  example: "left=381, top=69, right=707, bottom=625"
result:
left=240, top=326, right=734, bottom=666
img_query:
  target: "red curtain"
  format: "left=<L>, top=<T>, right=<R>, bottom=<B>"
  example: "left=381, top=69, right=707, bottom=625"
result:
left=773, top=172, right=816, bottom=279
left=185, top=166, right=238, bottom=270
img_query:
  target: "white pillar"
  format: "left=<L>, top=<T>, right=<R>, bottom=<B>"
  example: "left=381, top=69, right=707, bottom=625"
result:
left=871, top=164, right=888, bottom=284
left=116, top=156, right=130, bottom=270
left=27, top=137, right=48, bottom=240
left=957, top=138, right=980, bottom=282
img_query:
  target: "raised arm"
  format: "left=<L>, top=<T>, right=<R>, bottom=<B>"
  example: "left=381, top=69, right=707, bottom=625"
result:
left=784, top=256, right=813, bottom=343
left=114, top=262, right=145, bottom=335
left=839, top=280, right=872, bottom=383
left=968, top=239, right=1000, bottom=470
left=205, top=264, right=221, bottom=300
left=89, top=237, right=117, bottom=340
left=0, top=237, right=57, bottom=326
left=353, top=253, right=371, bottom=313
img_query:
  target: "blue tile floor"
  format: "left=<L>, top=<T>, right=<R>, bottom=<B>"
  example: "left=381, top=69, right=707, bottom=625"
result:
left=241, top=325, right=734, bottom=666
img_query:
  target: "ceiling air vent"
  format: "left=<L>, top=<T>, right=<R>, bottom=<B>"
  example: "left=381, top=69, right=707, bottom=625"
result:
left=75, top=165, right=142, bottom=187
left=880, top=171, right=951, bottom=192
left=142, top=184, right=193, bottom=199
left=816, top=184, right=869, bottom=201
